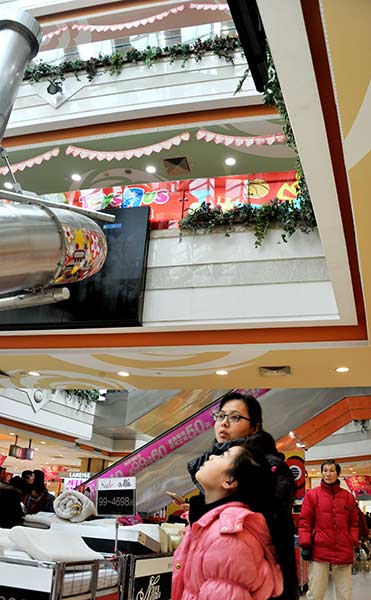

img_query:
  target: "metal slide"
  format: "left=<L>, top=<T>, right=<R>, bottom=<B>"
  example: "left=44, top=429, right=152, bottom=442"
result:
left=0, top=8, right=111, bottom=310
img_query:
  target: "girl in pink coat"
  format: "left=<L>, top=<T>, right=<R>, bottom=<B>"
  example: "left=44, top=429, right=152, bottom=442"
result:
left=172, top=444, right=283, bottom=600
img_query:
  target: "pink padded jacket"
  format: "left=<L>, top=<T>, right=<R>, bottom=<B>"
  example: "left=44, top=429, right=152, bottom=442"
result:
left=171, top=501, right=283, bottom=600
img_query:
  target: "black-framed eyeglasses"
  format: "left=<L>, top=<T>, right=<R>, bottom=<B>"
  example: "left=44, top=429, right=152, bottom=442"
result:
left=212, top=411, right=252, bottom=424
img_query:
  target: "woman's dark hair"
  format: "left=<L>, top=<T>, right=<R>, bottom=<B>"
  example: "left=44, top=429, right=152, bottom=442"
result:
left=219, top=391, right=263, bottom=430
left=227, top=442, right=288, bottom=571
left=321, top=459, right=341, bottom=475
left=226, top=444, right=274, bottom=513
left=32, top=469, right=47, bottom=494
left=8, top=476, right=28, bottom=496
left=0, top=484, right=24, bottom=528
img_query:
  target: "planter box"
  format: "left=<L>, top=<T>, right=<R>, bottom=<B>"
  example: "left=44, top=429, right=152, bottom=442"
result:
left=7, top=53, right=260, bottom=136
left=143, top=227, right=338, bottom=328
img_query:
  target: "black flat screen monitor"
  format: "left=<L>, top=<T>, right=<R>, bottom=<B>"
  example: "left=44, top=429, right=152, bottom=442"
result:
left=0, top=206, right=150, bottom=330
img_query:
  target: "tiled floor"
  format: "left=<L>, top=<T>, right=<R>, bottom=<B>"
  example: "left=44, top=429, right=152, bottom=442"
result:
left=300, top=571, right=371, bottom=599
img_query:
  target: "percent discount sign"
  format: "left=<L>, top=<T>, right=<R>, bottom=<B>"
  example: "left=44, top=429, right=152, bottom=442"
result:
left=97, top=477, right=136, bottom=516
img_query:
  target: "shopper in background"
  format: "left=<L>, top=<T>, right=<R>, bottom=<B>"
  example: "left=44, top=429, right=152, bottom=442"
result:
left=24, top=469, right=55, bottom=514
left=0, top=482, right=24, bottom=528
left=172, top=444, right=283, bottom=600
left=186, top=391, right=298, bottom=600
left=21, top=470, right=35, bottom=486
left=299, top=460, right=359, bottom=600
left=8, top=475, right=28, bottom=499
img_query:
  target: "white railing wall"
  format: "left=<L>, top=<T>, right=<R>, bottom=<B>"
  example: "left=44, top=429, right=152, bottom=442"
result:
left=143, top=228, right=338, bottom=328
left=6, top=54, right=260, bottom=136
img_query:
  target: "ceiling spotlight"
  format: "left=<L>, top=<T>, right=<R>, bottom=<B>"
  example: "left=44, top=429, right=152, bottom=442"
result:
left=215, top=369, right=228, bottom=376
left=145, top=165, right=156, bottom=174
left=225, top=157, right=236, bottom=166
left=40, top=441, right=46, bottom=445
left=289, top=431, right=296, bottom=438
left=117, top=371, right=130, bottom=377
left=335, top=366, right=350, bottom=373
left=71, top=173, right=82, bottom=182
left=4, top=182, right=13, bottom=189
left=9, top=432, right=15, bottom=436
left=28, top=371, right=40, bottom=377
left=296, top=442, right=302, bottom=448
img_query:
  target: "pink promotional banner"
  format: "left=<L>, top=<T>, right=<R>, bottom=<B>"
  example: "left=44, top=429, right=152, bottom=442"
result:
left=83, top=389, right=269, bottom=500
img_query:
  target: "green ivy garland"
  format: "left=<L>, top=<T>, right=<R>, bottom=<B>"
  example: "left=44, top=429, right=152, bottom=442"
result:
left=64, top=389, right=102, bottom=407
left=179, top=197, right=316, bottom=247
left=24, top=35, right=242, bottom=85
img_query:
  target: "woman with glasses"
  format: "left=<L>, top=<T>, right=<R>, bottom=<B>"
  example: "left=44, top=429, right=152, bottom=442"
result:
left=185, top=391, right=298, bottom=600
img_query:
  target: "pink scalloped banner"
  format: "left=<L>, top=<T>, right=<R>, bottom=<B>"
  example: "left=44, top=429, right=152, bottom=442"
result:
left=65, top=132, right=191, bottom=161
left=196, top=128, right=287, bottom=148
left=0, top=147, right=60, bottom=176
left=42, top=26, right=68, bottom=43
left=190, top=3, right=229, bottom=11
left=41, top=3, right=230, bottom=41
left=71, top=5, right=185, bottom=33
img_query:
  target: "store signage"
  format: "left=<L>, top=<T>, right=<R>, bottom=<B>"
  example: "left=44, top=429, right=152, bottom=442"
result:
left=97, top=477, right=136, bottom=516
left=133, top=573, right=171, bottom=600
left=68, top=472, right=90, bottom=479
left=60, top=171, right=298, bottom=227
left=0, top=586, right=49, bottom=600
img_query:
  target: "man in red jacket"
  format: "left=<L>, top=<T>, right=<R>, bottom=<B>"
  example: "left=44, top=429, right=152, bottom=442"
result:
left=299, top=460, right=358, bottom=600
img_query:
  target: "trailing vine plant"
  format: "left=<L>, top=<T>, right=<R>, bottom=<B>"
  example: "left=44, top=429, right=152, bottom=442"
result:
left=63, top=389, right=103, bottom=408
left=263, top=48, right=309, bottom=206
left=179, top=197, right=316, bottom=248
left=24, top=35, right=242, bottom=86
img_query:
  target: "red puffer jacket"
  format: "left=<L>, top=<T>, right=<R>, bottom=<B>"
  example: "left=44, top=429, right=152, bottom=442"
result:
left=299, top=480, right=359, bottom=564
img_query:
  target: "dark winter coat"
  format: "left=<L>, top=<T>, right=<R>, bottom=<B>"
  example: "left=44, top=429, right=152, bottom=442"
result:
left=299, top=480, right=359, bottom=564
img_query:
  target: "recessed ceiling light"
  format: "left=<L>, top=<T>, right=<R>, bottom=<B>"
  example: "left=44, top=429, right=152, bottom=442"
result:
left=28, top=371, right=40, bottom=377
left=215, top=369, right=228, bottom=376
left=9, top=432, right=15, bottom=436
left=145, top=165, right=156, bottom=174
left=71, top=173, right=82, bottom=182
left=117, top=371, right=130, bottom=377
left=40, top=441, right=46, bottom=445
left=225, top=157, right=236, bottom=166
left=4, top=182, right=13, bottom=189
left=34, top=448, right=39, bottom=451
left=335, top=366, right=350, bottom=373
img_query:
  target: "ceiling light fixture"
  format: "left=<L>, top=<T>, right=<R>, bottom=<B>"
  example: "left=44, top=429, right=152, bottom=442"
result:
left=289, top=431, right=295, bottom=438
left=335, top=366, right=350, bottom=373
left=71, top=173, right=82, bottom=182
left=4, top=182, right=13, bottom=189
left=40, top=441, right=46, bottom=445
left=145, top=165, right=157, bottom=174
left=117, top=371, right=130, bottom=377
left=28, top=371, right=40, bottom=377
left=9, top=432, right=15, bottom=436
left=225, top=157, right=236, bottom=166
left=215, top=369, right=228, bottom=376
